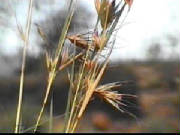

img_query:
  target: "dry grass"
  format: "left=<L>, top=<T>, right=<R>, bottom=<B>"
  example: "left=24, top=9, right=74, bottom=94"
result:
left=14, top=0, right=136, bottom=133
left=15, top=0, right=33, bottom=133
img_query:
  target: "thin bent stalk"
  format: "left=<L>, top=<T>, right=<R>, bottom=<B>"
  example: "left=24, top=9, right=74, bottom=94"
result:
left=33, top=0, right=76, bottom=132
left=63, top=48, right=76, bottom=132
left=64, top=45, right=91, bottom=133
left=34, top=67, right=56, bottom=132
left=22, top=113, right=66, bottom=133
left=15, top=0, right=33, bottom=133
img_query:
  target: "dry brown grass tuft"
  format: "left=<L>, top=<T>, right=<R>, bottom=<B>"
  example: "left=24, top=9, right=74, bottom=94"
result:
left=14, top=0, right=135, bottom=133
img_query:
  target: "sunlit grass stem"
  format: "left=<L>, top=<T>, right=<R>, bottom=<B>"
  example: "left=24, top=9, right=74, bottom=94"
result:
left=15, top=0, right=33, bottom=133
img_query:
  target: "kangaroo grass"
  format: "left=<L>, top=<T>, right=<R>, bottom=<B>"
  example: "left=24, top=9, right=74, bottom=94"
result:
left=63, top=0, right=135, bottom=133
left=15, top=0, right=135, bottom=133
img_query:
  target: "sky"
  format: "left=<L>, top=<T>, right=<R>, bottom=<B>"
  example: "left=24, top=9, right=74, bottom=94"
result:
left=0, top=0, right=179, bottom=60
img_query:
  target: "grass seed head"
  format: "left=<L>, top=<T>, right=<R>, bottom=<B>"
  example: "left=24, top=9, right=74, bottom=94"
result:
left=95, top=0, right=118, bottom=30
left=67, top=35, right=89, bottom=49
left=124, top=0, right=133, bottom=9
left=95, top=0, right=101, bottom=13
left=94, top=82, right=136, bottom=112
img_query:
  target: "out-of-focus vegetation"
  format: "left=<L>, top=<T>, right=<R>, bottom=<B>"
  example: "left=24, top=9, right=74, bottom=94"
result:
left=0, top=61, right=179, bottom=132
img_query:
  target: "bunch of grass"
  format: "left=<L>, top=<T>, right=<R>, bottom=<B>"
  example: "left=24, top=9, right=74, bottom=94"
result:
left=63, top=0, right=135, bottom=133
left=15, top=0, right=135, bottom=133
left=33, top=0, right=79, bottom=132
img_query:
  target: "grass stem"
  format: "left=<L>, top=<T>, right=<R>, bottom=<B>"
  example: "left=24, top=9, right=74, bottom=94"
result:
left=15, top=0, right=33, bottom=133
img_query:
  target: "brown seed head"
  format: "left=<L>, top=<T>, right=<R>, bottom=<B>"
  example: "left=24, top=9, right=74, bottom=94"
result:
left=95, top=0, right=116, bottom=30
left=67, top=35, right=89, bottom=49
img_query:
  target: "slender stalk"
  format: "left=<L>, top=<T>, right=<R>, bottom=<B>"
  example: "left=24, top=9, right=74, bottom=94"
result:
left=33, top=0, right=76, bottom=132
left=63, top=47, right=76, bottom=131
left=34, top=71, right=56, bottom=132
left=64, top=46, right=91, bottom=133
left=15, top=0, right=33, bottom=133
left=49, top=93, right=53, bottom=133
left=71, top=37, right=115, bottom=132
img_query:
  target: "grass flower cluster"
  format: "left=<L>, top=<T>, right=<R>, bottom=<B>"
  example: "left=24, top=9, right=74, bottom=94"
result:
left=15, top=0, right=135, bottom=133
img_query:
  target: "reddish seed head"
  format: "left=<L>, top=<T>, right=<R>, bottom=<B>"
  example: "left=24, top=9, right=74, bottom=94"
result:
left=124, top=0, right=133, bottom=8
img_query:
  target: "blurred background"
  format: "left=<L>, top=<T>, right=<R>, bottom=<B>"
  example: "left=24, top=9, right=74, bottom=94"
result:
left=0, top=0, right=179, bottom=133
